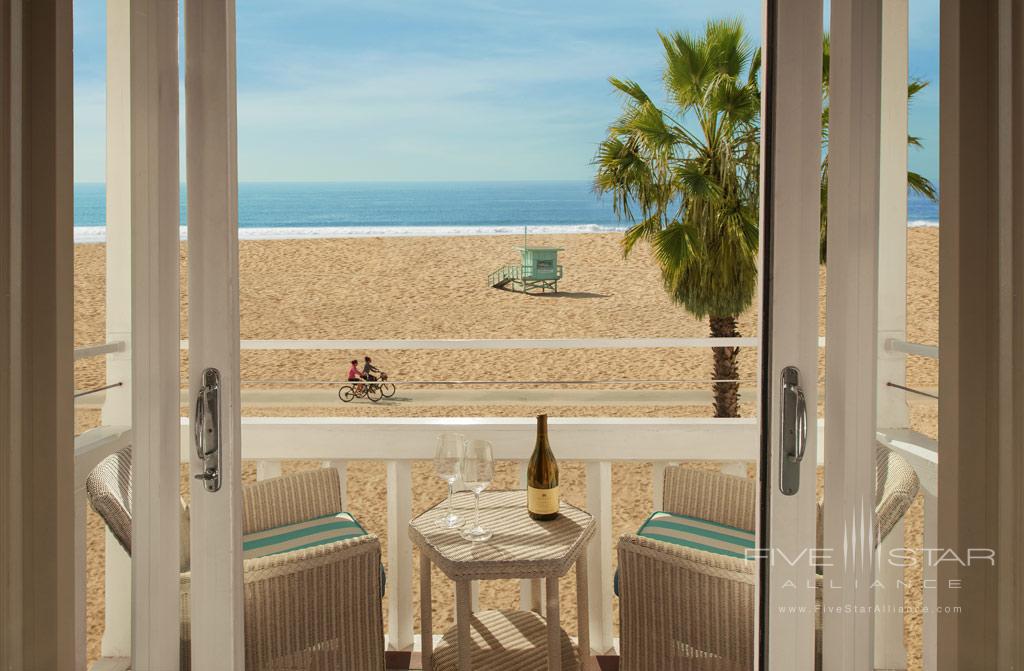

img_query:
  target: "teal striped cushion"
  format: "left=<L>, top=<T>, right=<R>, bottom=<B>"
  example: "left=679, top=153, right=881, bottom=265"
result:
left=637, top=511, right=755, bottom=560
left=243, top=512, right=368, bottom=560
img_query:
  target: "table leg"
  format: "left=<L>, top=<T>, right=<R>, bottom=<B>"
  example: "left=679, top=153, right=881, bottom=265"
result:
left=575, top=554, right=590, bottom=668
left=546, top=576, right=561, bottom=671
left=456, top=579, right=473, bottom=671
left=420, top=553, right=433, bottom=671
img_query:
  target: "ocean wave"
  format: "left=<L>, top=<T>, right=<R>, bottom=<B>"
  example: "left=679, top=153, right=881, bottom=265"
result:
left=74, top=223, right=627, bottom=243
left=74, top=219, right=940, bottom=243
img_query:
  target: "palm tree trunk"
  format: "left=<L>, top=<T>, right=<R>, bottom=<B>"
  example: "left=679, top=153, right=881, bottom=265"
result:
left=709, top=315, right=740, bottom=417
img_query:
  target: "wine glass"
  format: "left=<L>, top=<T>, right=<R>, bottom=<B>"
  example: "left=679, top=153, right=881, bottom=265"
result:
left=434, top=433, right=465, bottom=529
left=460, top=439, right=494, bottom=542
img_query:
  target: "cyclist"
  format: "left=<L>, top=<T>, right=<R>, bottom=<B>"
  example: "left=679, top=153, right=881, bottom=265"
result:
left=347, top=359, right=364, bottom=393
left=362, top=356, right=381, bottom=382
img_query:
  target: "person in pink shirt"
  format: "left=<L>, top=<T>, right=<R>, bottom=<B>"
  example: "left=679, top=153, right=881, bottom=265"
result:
left=347, top=359, right=365, bottom=393
left=347, top=359, right=362, bottom=382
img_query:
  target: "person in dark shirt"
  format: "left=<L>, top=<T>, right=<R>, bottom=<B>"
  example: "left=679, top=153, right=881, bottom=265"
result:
left=362, top=356, right=381, bottom=382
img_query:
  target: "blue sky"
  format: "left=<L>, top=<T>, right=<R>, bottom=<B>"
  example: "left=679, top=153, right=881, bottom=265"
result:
left=72, top=0, right=940, bottom=183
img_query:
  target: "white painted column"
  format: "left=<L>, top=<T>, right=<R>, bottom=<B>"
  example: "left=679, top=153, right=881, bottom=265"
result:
left=874, top=3, right=911, bottom=669
left=107, top=1, right=185, bottom=669
left=824, top=0, right=884, bottom=669
left=877, top=0, right=911, bottom=432
left=100, top=6, right=135, bottom=657
left=584, top=461, right=614, bottom=655
left=101, top=0, right=132, bottom=429
left=387, top=460, right=414, bottom=649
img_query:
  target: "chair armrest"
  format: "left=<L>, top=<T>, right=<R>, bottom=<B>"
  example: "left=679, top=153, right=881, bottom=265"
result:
left=242, top=467, right=343, bottom=534
left=617, top=534, right=754, bottom=668
left=662, top=466, right=756, bottom=531
left=874, top=444, right=920, bottom=543
left=180, top=535, right=385, bottom=671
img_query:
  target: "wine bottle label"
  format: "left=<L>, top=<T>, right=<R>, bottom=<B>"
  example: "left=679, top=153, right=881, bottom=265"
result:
left=528, top=486, right=560, bottom=515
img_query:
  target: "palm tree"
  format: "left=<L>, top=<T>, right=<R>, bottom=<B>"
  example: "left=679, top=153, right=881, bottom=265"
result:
left=819, top=34, right=937, bottom=262
left=596, top=22, right=938, bottom=418
left=594, top=19, right=761, bottom=417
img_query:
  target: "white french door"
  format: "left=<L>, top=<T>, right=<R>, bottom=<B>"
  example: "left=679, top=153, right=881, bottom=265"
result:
left=758, top=0, right=824, bottom=667
left=184, top=0, right=245, bottom=669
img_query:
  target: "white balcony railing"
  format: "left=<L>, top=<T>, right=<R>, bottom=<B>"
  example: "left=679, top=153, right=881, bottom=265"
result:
left=74, top=338, right=938, bottom=670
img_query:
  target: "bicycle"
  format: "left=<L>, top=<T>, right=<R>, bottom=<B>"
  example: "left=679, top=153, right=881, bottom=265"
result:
left=338, top=379, right=383, bottom=403
left=360, top=370, right=396, bottom=398
left=377, top=371, right=396, bottom=398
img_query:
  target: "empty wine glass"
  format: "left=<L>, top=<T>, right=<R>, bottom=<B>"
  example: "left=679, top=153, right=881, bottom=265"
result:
left=434, top=433, right=465, bottom=529
left=460, top=439, right=494, bottom=542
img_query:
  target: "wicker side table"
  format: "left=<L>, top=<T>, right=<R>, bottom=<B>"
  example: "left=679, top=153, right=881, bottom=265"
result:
left=409, top=490, right=595, bottom=671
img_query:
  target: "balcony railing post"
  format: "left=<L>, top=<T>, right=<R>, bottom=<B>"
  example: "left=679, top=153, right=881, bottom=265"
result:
left=74, top=488, right=87, bottom=671
left=386, top=460, right=414, bottom=650
left=584, top=460, right=614, bottom=654
left=922, top=491, right=937, bottom=671
left=517, top=461, right=542, bottom=612
left=651, top=462, right=666, bottom=511
left=719, top=461, right=748, bottom=478
left=101, top=529, right=132, bottom=658
left=873, top=517, right=908, bottom=669
left=255, top=460, right=281, bottom=481
left=323, top=460, right=347, bottom=509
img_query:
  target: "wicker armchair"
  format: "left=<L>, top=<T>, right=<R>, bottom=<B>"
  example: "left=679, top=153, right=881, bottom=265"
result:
left=617, top=444, right=920, bottom=671
left=618, top=467, right=756, bottom=671
left=86, top=448, right=386, bottom=671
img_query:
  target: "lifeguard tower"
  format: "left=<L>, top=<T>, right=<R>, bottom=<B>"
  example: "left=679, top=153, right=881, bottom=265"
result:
left=488, top=245, right=564, bottom=294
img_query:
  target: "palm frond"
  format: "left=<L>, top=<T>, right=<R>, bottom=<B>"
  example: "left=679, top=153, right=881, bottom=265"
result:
left=908, top=78, right=928, bottom=100
left=908, top=171, right=937, bottom=201
left=621, top=213, right=668, bottom=257
left=748, top=47, right=762, bottom=87
left=609, top=77, right=652, bottom=105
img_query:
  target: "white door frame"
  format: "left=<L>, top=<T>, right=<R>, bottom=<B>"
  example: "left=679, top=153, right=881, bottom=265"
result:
left=106, top=0, right=186, bottom=667
left=185, top=0, right=245, bottom=668
left=759, top=0, right=824, bottom=668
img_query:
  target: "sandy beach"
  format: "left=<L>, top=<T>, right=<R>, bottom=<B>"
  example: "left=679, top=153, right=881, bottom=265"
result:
left=75, top=229, right=939, bottom=668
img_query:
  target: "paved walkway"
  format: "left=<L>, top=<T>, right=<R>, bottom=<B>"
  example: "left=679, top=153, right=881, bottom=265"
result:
left=237, top=387, right=745, bottom=407
left=75, top=386, right=938, bottom=409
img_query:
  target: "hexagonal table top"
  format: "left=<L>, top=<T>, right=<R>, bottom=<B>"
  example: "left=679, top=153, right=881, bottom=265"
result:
left=409, top=490, right=595, bottom=581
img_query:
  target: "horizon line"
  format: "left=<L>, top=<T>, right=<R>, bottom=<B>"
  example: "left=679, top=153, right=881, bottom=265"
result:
left=72, top=178, right=602, bottom=185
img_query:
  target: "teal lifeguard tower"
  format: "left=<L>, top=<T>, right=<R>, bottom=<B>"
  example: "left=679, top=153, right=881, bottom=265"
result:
left=489, top=244, right=564, bottom=294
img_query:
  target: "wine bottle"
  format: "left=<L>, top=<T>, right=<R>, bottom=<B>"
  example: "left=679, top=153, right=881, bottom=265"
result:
left=527, top=414, right=560, bottom=520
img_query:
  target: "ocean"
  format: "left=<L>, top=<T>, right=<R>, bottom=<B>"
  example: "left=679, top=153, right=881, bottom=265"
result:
left=73, top=181, right=940, bottom=243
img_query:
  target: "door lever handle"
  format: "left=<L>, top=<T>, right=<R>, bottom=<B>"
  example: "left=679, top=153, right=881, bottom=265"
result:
left=193, top=368, right=222, bottom=492
left=779, top=366, right=807, bottom=495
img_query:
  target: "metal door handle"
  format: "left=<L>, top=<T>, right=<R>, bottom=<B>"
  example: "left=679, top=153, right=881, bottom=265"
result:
left=193, top=368, right=222, bottom=492
left=779, top=366, right=807, bottom=495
